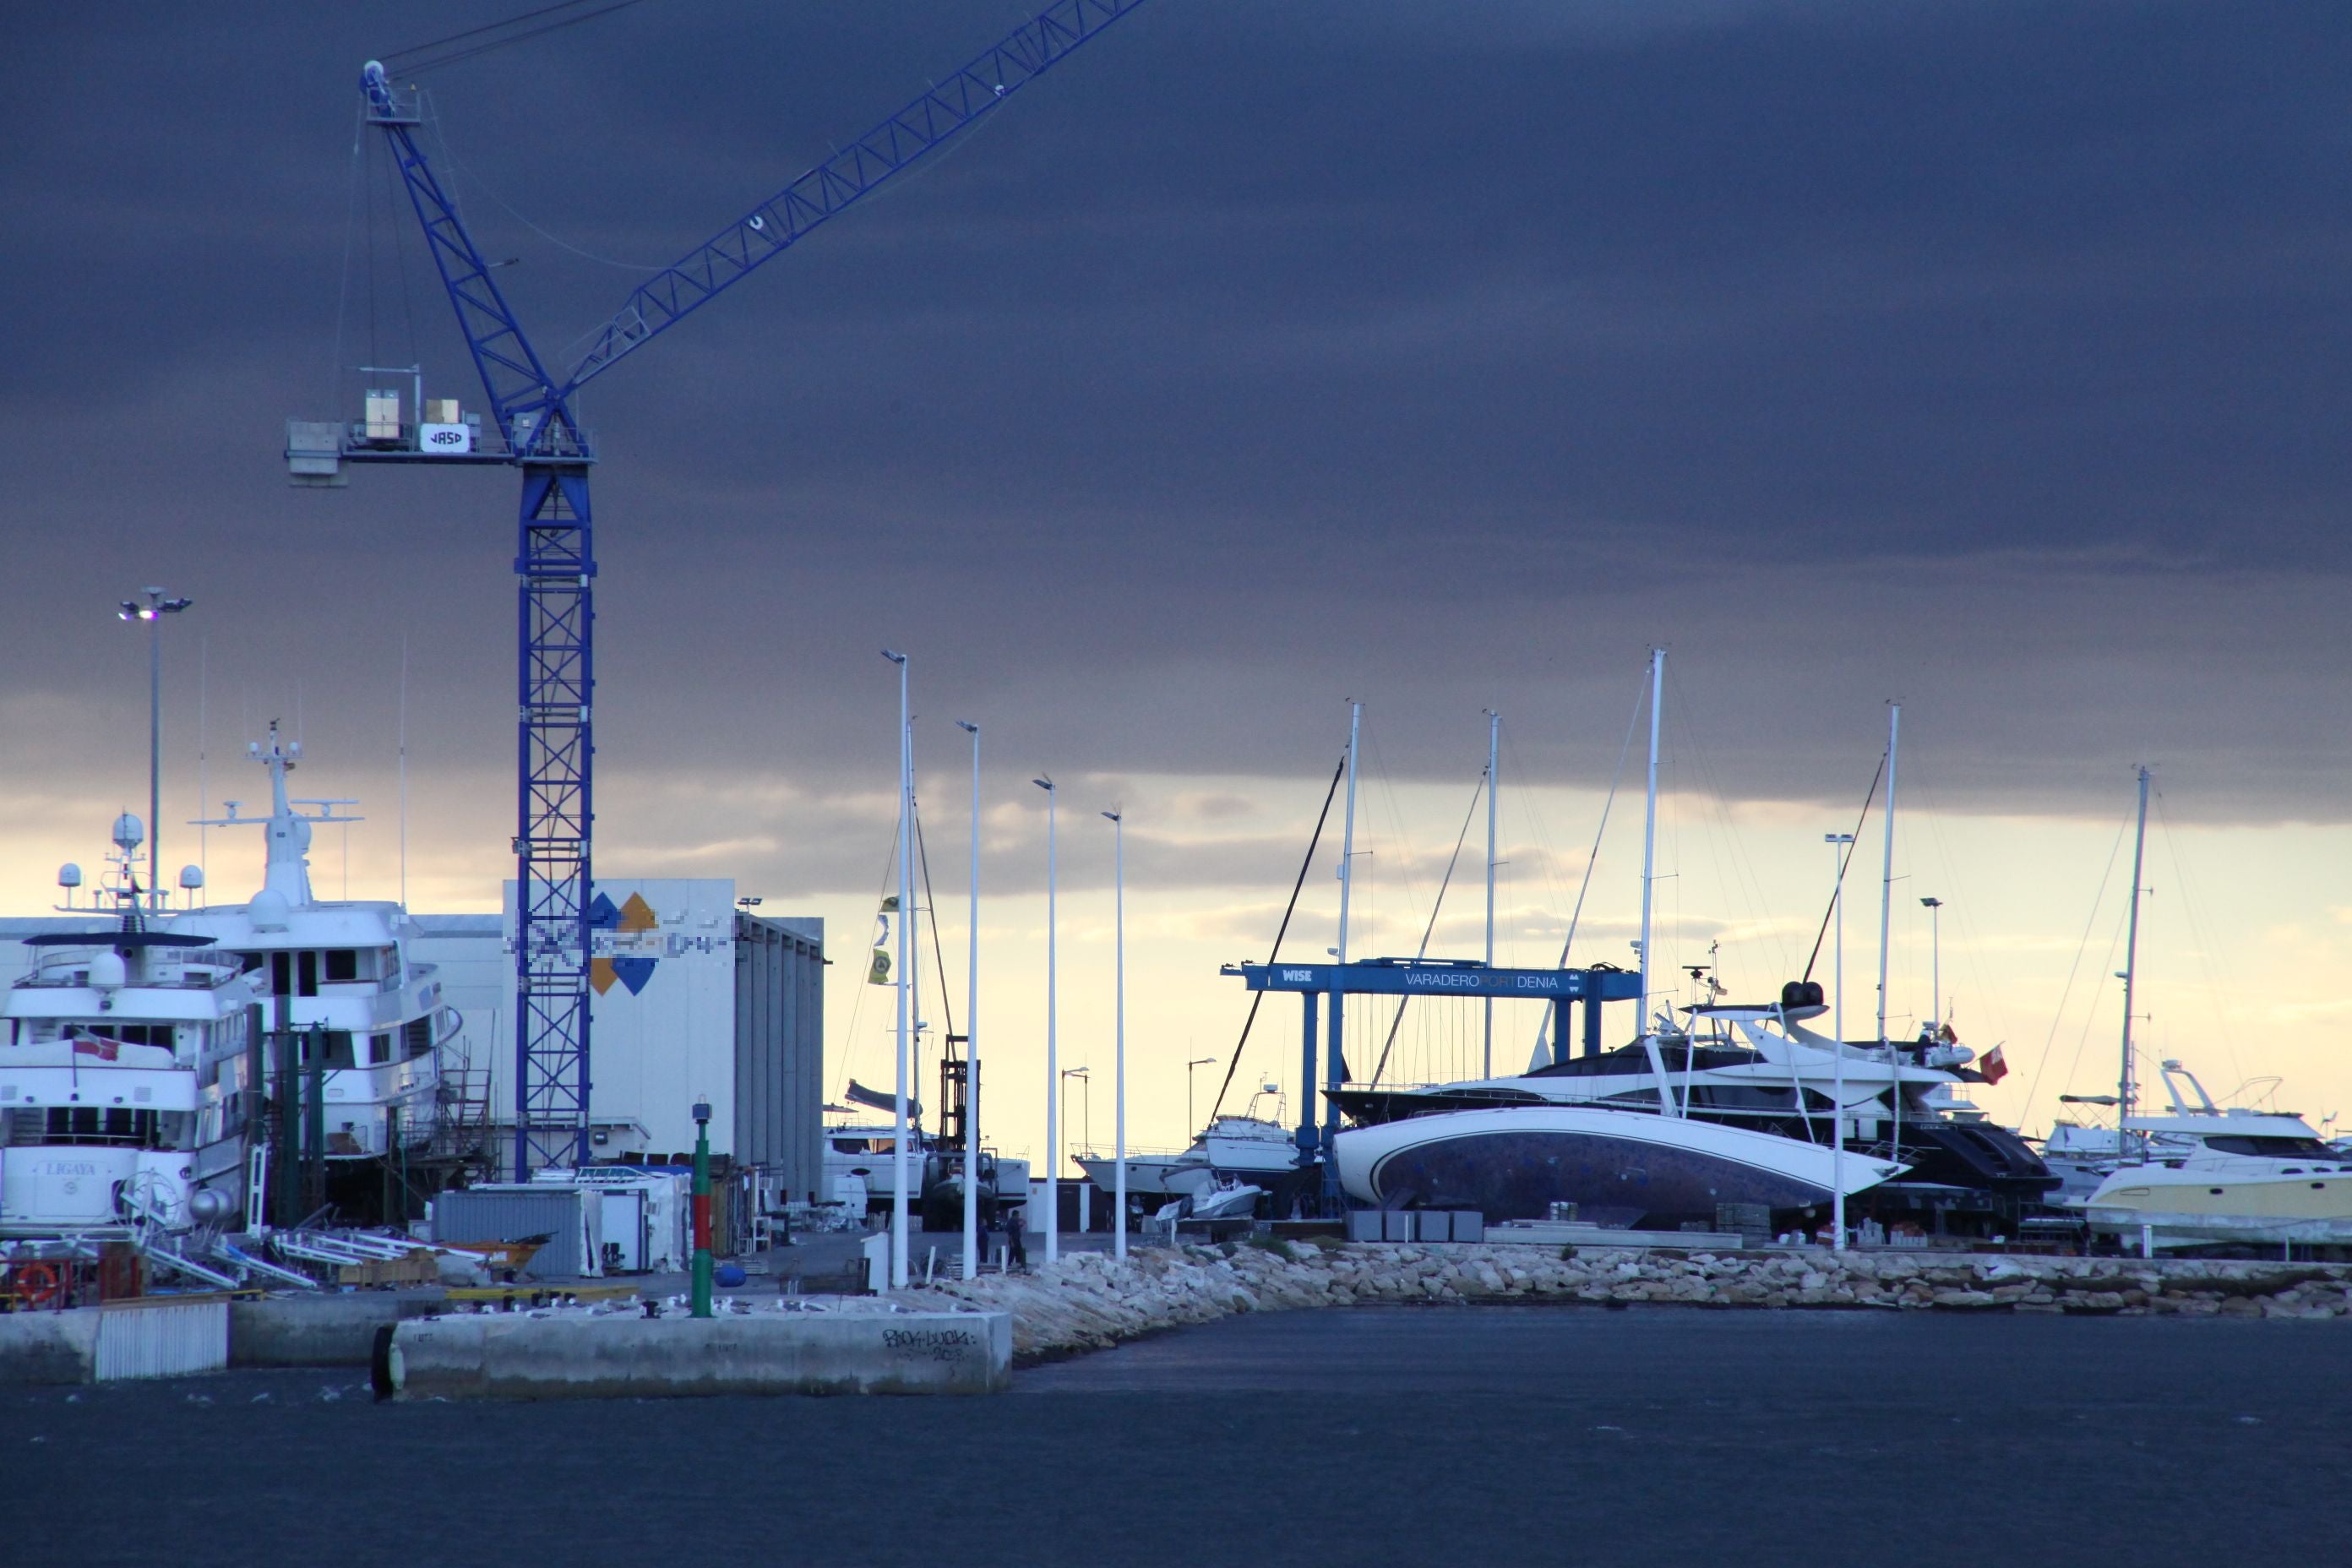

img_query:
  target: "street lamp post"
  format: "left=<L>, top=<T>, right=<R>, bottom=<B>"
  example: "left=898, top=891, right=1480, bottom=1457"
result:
left=1102, top=808, right=1126, bottom=1260
left=883, top=650, right=912, bottom=1289
left=1061, top=1067, right=1091, bottom=1161
left=1919, top=896, right=1944, bottom=1032
left=1187, top=1057, right=1214, bottom=1138
left=1823, top=831, right=1854, bottom=1252
left=956, top=721, right=981, bottom=1280
left=1823, top=834, right=1854, bottom=1041
left=1032, top=776, right=1058, bottom=1263
left=118, top=587, right=193, bottom=911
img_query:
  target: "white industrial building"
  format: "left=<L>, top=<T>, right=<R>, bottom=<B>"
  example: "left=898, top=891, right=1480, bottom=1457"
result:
left=418, top=878, right=823, bottom=1191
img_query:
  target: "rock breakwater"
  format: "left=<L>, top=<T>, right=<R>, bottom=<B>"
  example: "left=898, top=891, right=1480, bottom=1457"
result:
left=899, top=1241, right=2352, bottom=1362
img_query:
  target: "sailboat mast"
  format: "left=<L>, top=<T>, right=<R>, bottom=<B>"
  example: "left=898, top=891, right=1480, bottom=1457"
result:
left=1877, top=703, right=1901, bottom=1170
left=1483, top=709, right=1499, bottom=1079
left=2119, top=765, right=2151, bottom=1158
left=1637, top=652, right=1678, bottom=1115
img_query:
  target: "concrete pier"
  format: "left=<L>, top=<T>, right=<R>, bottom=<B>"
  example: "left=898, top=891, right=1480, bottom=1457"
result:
left=0, top=1307, right=101, bottom=1384
left=231, top=1289, right=445, bottom=1368
left=378, top=1309, right=1011, bottom=1401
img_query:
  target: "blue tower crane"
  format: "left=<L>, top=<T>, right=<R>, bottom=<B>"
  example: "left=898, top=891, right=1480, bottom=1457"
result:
left=286, top=0, right=1155, bottom=1177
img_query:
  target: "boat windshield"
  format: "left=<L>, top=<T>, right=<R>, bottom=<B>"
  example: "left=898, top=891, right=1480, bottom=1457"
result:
left=2201, top=1135, right=2337, bottom=1159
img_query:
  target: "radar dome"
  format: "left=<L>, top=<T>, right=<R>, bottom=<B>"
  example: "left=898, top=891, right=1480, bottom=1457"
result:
left=88, top=950, right=128, bottom=992
left=179, top=865, right=204, bottom=890
left=57, top=863, right=82, bottom=889
left=112, top=814, right=144, bottom=851
left=250, top=889, right=291, bottom=933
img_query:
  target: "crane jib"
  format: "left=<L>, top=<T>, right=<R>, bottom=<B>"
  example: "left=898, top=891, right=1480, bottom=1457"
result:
left=559, top=0, right=1154, bottom=398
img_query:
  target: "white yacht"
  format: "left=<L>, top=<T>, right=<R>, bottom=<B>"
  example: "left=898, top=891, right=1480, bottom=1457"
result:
left=821, top=1116, right=1031, bottom=1228
left=1076, top=1114, right=1301, bottom=1203
left=2080, top=1060, right=2352, bottom=1246
left=2053, top=771, right=2351, bottom=1247
left=0, top=818, right=257, bottom=1242
left=173, top=725, right=465, bottom=1172
left=823, top=1119, right=934, bottom=1212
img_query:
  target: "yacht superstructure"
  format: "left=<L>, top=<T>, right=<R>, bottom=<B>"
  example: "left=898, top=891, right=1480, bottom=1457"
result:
left=174, top=725, right=466, bottom=1175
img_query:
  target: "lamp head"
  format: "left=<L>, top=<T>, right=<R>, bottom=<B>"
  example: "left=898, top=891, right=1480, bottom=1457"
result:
left=692, top=1098, right=712, bottom=1125
left=1032, top=776, right=1053, bottom=793
left=1101, top=810, right=1119, bottom=824
left=880, top=648, right=906, bottom=665
left=1920, top=896, right=1942, bottom=909
left=956, top=720, right=977, bottom=734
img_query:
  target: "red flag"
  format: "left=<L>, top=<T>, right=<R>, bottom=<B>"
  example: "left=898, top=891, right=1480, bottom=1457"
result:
left=73, top=1035, right=121, bottom=1061
left=1978, top=1044, right=2008, bottom=1085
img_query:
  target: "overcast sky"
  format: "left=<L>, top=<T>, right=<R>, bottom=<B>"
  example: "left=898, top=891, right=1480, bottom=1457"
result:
left=5, top=2, right=2349, bottom=1151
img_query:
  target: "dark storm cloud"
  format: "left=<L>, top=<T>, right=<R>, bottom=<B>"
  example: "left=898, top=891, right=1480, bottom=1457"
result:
left=3, top=1, right=2348, bottom=840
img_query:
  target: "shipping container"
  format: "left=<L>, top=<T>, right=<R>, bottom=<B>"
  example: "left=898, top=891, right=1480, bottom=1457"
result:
left=432, top=1184, right=603, bottom=1278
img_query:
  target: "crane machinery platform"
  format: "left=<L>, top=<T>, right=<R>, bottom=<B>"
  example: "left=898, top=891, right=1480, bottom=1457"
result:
left=285, top=0, right=1157, bottom=1179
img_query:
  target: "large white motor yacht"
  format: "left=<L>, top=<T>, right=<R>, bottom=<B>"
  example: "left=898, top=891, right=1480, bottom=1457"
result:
left=0, top=817, right=257, bottom=1241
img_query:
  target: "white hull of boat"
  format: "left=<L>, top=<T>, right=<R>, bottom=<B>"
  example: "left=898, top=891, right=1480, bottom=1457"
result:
left=1337, top=1104, right=1905, bottom=1228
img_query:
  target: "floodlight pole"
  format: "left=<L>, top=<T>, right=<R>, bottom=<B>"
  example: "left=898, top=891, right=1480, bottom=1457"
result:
left=1483, top=709, right=1499, bottom=1078
left=1103, top=808, right=1125, bottom=1260
left=1825, top=830, right=1854, bottom=1251
left=119, top=586, right=193, bottom=911
left=1033, top=775, right=1058, bottom=1263
left=885, top=650, right=912, bottom=1289
left=957, top=721, right=981, bottom=1280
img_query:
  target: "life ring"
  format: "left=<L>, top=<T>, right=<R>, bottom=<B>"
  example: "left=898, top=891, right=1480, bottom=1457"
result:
left=10, top=1260, right=62, bottom=1308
